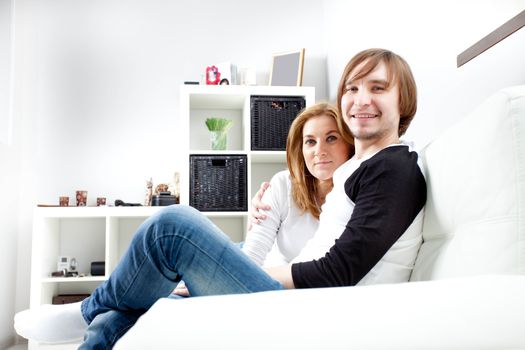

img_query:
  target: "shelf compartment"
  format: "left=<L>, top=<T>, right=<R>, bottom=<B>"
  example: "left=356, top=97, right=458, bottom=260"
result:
left=38, top=279, right=102, bottom=306
left=36, top=217, right=106, bottom=280
left=250, top=151, right=286, bottom=163
left=207, top=216, right=247, bottom=243
left=189, top=108, right=244, bottom=151
left=189, top=154, right=248, bottom=212
left=250, top=162, right=288, bottom=199
left=250, top=95, right=306, bottom=151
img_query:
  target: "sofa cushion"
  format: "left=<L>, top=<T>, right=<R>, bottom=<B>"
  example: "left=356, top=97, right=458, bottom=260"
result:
left=411, top=86, right=525, bottom=281
left=114, top=275, right=525, bottom=350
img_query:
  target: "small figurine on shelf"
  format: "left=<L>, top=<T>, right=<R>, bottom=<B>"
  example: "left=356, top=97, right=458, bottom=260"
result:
left=76, top=190, right=88, bottom=207
left=206, top=65, right=221, bottom=85
left=168, top=172, right=180, bottom=204
left=155, top=183, right=169, bottom=195
left=59, top=196, right=69, bottom=207
left=151, top=181, right=178, bottom=207
left=96, top=197, right=107, bottom=206
left=144, top=178, right=153, bottom=206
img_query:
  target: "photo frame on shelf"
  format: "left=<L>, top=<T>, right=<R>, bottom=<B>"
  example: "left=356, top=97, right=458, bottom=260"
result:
left=269, top=48, right=305, bottom=86
left=206, top=62, right=237, bottom=85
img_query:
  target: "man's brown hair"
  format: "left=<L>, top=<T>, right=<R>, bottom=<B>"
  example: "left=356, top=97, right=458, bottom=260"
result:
left=336, top=48, right=417, bottom=136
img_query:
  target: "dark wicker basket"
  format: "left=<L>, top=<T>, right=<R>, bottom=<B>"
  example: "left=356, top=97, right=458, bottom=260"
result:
left=250, top=95, right=306, bottom=150
left=189, top=154, right=247, bottom=211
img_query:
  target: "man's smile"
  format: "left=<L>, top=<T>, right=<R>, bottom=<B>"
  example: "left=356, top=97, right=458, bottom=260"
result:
left=352, top=113, right=379, bottom=119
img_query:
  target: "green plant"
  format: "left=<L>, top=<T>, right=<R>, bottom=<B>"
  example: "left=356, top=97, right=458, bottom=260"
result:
left=205, top=118, right=233, bottom=132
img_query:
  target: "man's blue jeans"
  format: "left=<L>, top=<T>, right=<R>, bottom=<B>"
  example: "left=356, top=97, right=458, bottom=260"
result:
left=80, top=205, right=283, bottom=349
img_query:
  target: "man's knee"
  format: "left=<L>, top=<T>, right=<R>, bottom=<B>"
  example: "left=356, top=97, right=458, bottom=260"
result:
left=141, top=205, right=206, bottom=241
left=153, top=205, right=200, bottom=225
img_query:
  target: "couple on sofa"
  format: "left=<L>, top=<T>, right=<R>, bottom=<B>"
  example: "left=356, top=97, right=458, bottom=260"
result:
left=15, top=48, right=427, bottom=349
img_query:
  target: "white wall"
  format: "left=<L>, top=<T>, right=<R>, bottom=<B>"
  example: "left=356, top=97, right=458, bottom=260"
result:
left=30, top=0, right=327, bottom=206
left=323, top=0, right=525, bottom=149
left=0, top=0, right=11, bottom=145
left=0, top=148, right=18, bottom=350
left=12, top=0, right=39, bottom=346
left=0, top=135, right=18, bottom=349
left=0, top=0, right=19, bottom=347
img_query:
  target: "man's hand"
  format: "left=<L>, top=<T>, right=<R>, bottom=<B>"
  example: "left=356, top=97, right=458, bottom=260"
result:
left=247, top=181, right=271, bottom=231
left=172, top=281, right=190, bottom=297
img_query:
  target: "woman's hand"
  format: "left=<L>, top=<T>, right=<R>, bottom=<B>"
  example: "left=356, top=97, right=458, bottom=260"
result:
left=247, top=181, right=272, bottom=231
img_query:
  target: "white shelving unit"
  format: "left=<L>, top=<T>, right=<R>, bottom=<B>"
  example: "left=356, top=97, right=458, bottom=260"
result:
left=28, top=85, right=314, bottom=350
left=179, top=84, right=315, bottom=240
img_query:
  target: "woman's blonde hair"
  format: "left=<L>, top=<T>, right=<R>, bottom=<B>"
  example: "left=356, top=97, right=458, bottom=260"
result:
left=286, top=102, right=354, bottom=219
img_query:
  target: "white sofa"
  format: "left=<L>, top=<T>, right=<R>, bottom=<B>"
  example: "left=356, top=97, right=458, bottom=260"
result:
left=114, top=86, right=525, bottom=350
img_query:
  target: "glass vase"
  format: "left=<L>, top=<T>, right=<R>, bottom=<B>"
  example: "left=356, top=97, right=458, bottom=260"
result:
left=210, top=130, right=227, bottom=150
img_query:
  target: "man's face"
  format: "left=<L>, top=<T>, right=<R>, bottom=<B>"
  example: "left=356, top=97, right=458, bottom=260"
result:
left=340, top=61, right=400, bottom=143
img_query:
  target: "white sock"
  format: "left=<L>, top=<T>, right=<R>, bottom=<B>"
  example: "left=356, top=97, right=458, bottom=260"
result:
left=14, top=301, right=88, bottom=343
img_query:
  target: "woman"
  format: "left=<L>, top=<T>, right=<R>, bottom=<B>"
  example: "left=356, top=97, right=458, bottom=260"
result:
left=16, top=102, right=354, bottom=347
left=242, top=102, right=353, bottom=266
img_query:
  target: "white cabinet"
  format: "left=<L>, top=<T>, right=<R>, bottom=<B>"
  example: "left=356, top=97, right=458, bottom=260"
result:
left=178, top=85, right=315, bottom=241
left=29, top=206, right=165, bottom=350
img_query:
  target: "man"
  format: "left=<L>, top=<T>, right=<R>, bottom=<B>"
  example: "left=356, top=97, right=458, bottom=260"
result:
left=15, top=49, right=426, bottom=349
left=264, top=48, right=426, bottom=288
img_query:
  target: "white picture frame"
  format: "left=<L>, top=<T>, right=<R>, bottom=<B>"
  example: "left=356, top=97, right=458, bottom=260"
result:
left=269, top=49, right=305, bottom=87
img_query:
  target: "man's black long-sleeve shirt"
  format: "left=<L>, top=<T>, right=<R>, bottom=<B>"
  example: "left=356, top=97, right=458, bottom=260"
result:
left=291, top=145, right=427, bottom=288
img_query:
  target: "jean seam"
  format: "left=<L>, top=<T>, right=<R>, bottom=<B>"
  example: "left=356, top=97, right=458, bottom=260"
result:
left=108, top=317, right=136, bottom=349
left=156, top=231, right=254, bottom=293
left=81, top=298, right=90, bottom=324
left=117, top=243, right=152, bottom=309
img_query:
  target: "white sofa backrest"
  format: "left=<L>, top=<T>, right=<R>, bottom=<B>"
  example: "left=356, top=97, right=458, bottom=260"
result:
left=410, top=85, right=525, bottom=281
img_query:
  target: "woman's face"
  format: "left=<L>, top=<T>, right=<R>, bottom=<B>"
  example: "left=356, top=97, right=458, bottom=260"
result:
left=302, top=114, right=351, bottom=181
